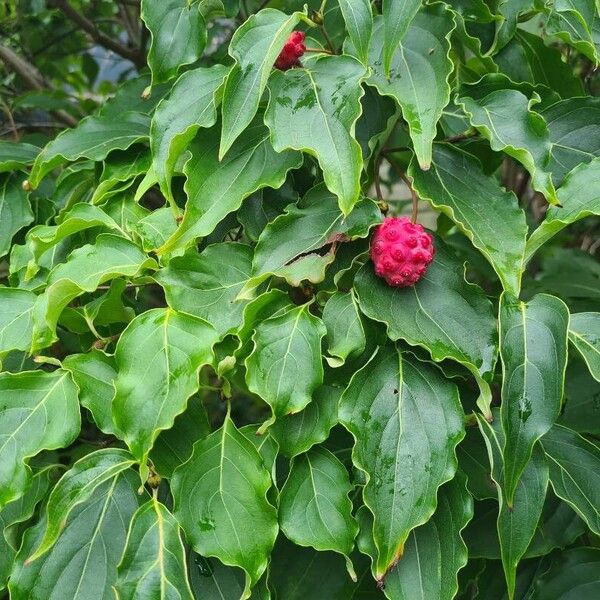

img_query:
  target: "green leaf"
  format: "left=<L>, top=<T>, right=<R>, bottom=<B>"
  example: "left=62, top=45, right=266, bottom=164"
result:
left=240, top=184, right=380, bottom=297
left=115, top=497, right=194, bottom=600
left=219, top=8, right=307, bottom=158
left=409, top=144, right=527, bottom=295
left=171, top=413, right=278, bottom=599
left=0, top=369, right=80, bottom=508
left=367, top=7, right=456, bottom=169
left=157, top=242, right=253, bottom=336
left=354, top=237, right=497, bottom=416
left=141, top=0, right=206, bottom=85
left=499, top=293, right=569, bottom=506
left=31, top=234, right=157, bottom=351
left=458, top=74, right=558, bottom=204
left=0, top=140, right=39, bottom=173
left=245, top=303, right=326, bottom=431
left=265, top=55, right=367, bottom=214
left=28, top=449, right=136, bottom=561
left=0, top=172, right=33, bottom=259
left=568, top=312, right=600, bottom=382
left=279, top=446, right=358, bottom=568
left=150, top=64, right=229, bottom=203
left=157, top=117, right=302, bottom=254
left=269, top=385, right=340, bottom=458
left=112, top=308, right=218, bottom=470
left=381, top=0, right=421, bottom=77
left=62, top=350, right=119, bottom=436
left=526, top=158, right=600, bottom=262
left=534, top=547, right=600, bottom=599
left=541, top=424, right=600, bottom=534
left=28, top=112, right=150, bottom=188
left=10, top=470, right=142, bottom=600
left=323, top=291, right=366, bottom=367
left=338, top=0, right=373, bottom=64
left=130, top=207, right=177, bottom=252
left=561, top=361, right=600, bottom=435
left=187, top=553, right=246, bottom=600
left=0, top=288, right=36, bottom=359
left=339, top=344, right=464, bottom=580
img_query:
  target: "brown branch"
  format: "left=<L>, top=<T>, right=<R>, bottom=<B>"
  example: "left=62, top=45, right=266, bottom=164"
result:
left=49, top=0, right=145, bottom=68
left=0, top=44, right=78, bottom=127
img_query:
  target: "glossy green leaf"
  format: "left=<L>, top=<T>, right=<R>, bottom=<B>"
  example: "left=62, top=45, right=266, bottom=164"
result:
left=367, top=7, right=456, bottom=169
left=141, top=0, right=206, bottom=85
left=219, top=8, right=307, bottom=158
left=499, top=293, right=569, bottom=506
left=338, top=0, right=373, bottom=64
left=381, top=0, right=421, bottom=76
left=245, top=303, right=326, bottom=431
left=269, top=385, right=340, bottom=458
left=0, top=141, right=39, bottom=173
left=279, top=446, right=358, bottom=567
left=157, top=243, right=253, bottom=336
left=323, top=291, right=366, bottom=367
left=561, top=361, right=600, bottom=435
left=525, top=158, right=600, bottom=262
left=458, top=74, right=558, bottom=204
left=112, top=308, right=218, bottom=470
left=10, top=470, right=142, bottom=600
left=187, top=553, right=246, bottom=600
left=31, top=234, right=157, bottom=351
left=115, top=497, right=194, bottom=600
left=568, top=313, right=600, bottom=382
left=0, top=369, right=80, bottom=508
left=265, top=55, right=367, bottom=214
left=0, top=288, right=36, bottom=359
left=409, top=144, right=527, bottom=295
left=150, top=64, right=229, bottom=202
left=171, top=413, right=278, bottom=598
left=130, top=207, right=177, bottom=252
left=157, top=117, right=302, bottom=254
left=28, top=112, right=150, bottom=188
left=0, top=172, right=33, bottom=259
left=541, top=424, right=600, bottom=534
left=339, top=344, right=464, bottom=580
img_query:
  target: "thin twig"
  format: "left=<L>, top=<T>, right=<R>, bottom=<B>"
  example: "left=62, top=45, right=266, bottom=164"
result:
left=374, top=155, right=384, bottom=203
left=386, top=156, right=419, bottom=223
left=319, top=25, right=336, bottom=54
left=305, top=47, right=334, bottom=55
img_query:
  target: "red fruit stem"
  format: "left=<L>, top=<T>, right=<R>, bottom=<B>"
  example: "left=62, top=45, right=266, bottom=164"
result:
left=386, top=157, right=419, bottom=223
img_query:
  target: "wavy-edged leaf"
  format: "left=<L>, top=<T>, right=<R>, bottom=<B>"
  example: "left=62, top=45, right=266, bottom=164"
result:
left=541, top=424, right=600, bottom=534
left=269, top=385, right=340, bottom=459
left=0, top=172, right=33, bottom=259
left=151, top=64, right=229, bottom=202
left=28, top=112, right=150, bottom=188
left=115, top=497, right=193, bottom=600
left=31, top=234, right=157, bottom=351
left=568, top=312, right=600, bottom=381
left=368, top=6, right=456, bottom=169
left=10, top=470, right=142, bottom=600
left=171, top=413, right=278, bottom=599
left=112, top=308, right=218, bottom=471
left=245, top=303, right=326, bottom=431
left=130, top=207, right=177, bottom=252
left=158, top=117, right=302, bottom=254
left=526, top=158, right=600, bottom=262
left=0, top=288, right=36, bottom=359
left=279, top=446, right=358, bottom=569
left=338, top=0, right=373, bottom=64
left=219, top=8, right=307, bottom=158
left=458, top=74, right=558, bottom=204
left=323, top=291, right=366, bottom=367
left=354, top=237, right=497, bottom=416
left=499, top=293, right=569, bottom=506
left=156, top=242, right=253, bottom=336
left=381, top=0, right=421, bottom=76
left=141, top=0, right=206, bottom=85
left=535, top=547, right=600, bottom=598
left=265, top=55, right=367, bottom=214
left=339, top=344, right=465, bottom=580
left=0, top=369, right=80, bottom=508
left=409, top=144, right=527, bottom=295
left=0, top=140, right=39, bottom=173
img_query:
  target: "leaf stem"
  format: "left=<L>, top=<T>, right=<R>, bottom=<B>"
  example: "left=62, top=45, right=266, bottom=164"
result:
left=385, top=156, right=419, bottom=223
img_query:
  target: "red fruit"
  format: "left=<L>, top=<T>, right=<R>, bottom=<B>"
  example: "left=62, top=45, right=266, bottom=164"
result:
left=370, top=217, right=435, bottom=287
left=275, top=31, right=306, bottom=70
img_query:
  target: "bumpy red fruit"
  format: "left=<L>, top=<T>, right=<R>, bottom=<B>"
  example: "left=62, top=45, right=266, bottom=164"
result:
left=370, top=217, right=435, bottom=287
left=275, top=31, right=306, bottom=70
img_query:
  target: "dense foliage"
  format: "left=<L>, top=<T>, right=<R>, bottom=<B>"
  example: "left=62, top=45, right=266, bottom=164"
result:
left=1, top=0, right=600, bottom=598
